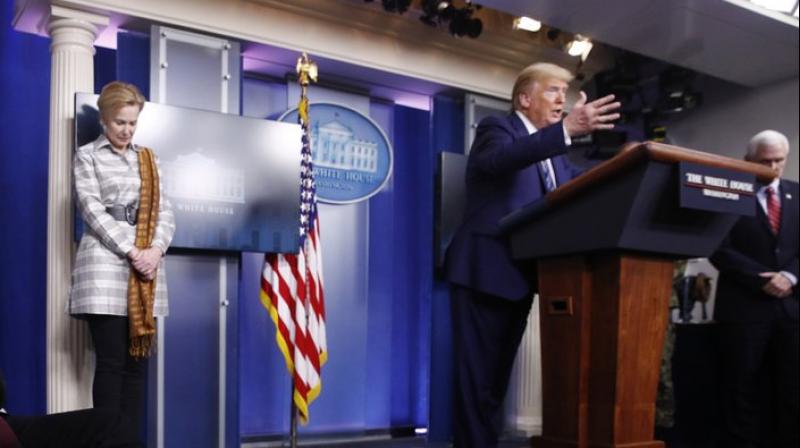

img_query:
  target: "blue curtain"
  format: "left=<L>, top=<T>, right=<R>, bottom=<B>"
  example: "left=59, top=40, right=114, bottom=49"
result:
left=0, top=1, right=51, bottom=415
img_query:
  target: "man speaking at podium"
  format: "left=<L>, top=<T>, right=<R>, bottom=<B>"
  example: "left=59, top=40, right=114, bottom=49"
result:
left=711, top=130, right=798, bottom=448
left=444, top=62, right=621, bottom=447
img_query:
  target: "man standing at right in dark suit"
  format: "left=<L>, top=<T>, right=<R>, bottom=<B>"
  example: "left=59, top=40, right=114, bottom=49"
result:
left=710, top=129, right=798, bottom=448
left=444, top=62, right=621, bottom=448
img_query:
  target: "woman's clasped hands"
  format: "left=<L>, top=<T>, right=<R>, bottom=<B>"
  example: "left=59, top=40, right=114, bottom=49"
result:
left=128, top=247, right=163, bottom=281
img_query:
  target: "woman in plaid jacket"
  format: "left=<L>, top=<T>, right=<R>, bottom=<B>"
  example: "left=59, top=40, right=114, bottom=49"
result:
left=69, top=81, right=175, bottom=437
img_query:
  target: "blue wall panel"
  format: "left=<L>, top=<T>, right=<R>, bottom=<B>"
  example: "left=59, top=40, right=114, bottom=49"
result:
left=242, top=77, right=287, bottom=120
left=163, top=254, right=222, bottom=448
left=117, top=32, right=150, bottom=98
left=432, top=95, right=465, bottom=156
left=0, top=2, right=51, bottom=415
left=365, top=100, right=395, bottom=429
left=238, top=251, right=293, bottom=436
left=427, top=94, right=465, bottom=442
left=306, top=201, right=370, bottom=432
left=94, top=46, right=117, bottom=93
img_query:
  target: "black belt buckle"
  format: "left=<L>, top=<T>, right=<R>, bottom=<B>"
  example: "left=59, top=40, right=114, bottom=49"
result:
left=125, top=204, right=138, bottom=226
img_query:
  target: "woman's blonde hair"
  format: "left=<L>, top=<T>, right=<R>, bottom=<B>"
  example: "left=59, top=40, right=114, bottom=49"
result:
left=511, top=63, right=574, bottom=110
left=97, top=81, right=145, bottom=119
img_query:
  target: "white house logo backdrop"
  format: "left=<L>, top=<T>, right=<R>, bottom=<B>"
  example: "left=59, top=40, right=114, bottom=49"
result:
left=280, top=102, right=393, bottom=204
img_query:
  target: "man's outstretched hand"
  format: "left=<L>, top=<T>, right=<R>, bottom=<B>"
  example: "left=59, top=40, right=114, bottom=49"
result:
left=563, top=92, right=621, bottom=137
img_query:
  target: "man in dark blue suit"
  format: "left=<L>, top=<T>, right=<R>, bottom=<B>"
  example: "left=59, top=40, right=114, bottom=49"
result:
left=444, top=62, right=621, bottom=447
left=710, top=130, right=798, bottom=448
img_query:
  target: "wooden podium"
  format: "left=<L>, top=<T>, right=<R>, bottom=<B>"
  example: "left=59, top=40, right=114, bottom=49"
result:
left=500, top=142, right=775, bottom=448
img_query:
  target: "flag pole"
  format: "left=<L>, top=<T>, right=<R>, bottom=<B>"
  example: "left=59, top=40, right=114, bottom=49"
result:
left=290, top=390, right=298, bottom=448
left=287, top=51, right=317, bottom=448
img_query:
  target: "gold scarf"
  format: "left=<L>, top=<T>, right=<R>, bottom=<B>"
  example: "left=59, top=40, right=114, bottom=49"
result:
left=128, top=147, right=160, bottom=359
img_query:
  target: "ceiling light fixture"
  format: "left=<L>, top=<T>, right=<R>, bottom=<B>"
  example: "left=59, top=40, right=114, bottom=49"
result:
left=566, top=34, right=593, bottom=61
left=512, top=16, right=542, bottom=32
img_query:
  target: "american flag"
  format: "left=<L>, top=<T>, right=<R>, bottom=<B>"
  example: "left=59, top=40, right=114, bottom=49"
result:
left=260, top=87, right=327, bottom=423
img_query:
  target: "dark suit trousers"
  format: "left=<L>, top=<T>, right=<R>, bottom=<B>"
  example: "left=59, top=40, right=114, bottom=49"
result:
left=87, top=315, right=148, bottom=437
left=717, top=313, right=799, bottom=448
left=4, top=409, right=141, bottom=448
left=450, top=285, right=533, bottom=448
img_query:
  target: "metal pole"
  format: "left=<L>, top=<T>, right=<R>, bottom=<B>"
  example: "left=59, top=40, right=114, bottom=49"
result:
left=288, top=51, right=314, bottom=448
left=289, top=386, right=298, bottom=448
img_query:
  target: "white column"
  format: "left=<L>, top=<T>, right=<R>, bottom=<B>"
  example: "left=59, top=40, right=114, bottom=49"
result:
left=505, top=295, right=544, bottom=435
left=46, top=5, right=108, bottom=413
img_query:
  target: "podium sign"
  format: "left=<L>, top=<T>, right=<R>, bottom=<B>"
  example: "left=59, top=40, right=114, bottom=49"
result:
left=679, top=162, right=757, bottom=216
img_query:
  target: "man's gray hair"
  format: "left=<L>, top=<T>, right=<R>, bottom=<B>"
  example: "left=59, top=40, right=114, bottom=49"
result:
left=746, top=129, right=790, bottom=159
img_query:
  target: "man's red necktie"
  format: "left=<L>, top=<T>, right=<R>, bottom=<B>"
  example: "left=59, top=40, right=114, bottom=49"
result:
left=766, top=186, right=781, bottom=234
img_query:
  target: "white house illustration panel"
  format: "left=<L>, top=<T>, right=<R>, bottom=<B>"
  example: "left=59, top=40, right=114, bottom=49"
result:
left=311, top=117, right=378, bottom=174
left=162, top=152, right=246, bottom=203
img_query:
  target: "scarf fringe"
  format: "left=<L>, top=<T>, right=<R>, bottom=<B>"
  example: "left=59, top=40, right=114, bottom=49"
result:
left=129, top=334, right=155, bottom=359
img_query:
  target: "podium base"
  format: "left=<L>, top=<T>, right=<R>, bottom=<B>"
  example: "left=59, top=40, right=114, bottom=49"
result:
left=530, top=435, right=665, bottom=448
left=532, top=254, right=672, bottom=448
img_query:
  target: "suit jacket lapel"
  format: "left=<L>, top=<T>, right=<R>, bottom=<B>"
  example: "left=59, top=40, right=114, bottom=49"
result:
left=508, top=113, right=529, bottom=139
left=508, top=113, right=570, bottom=191
left=509, top=113, right=562, bottom=187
